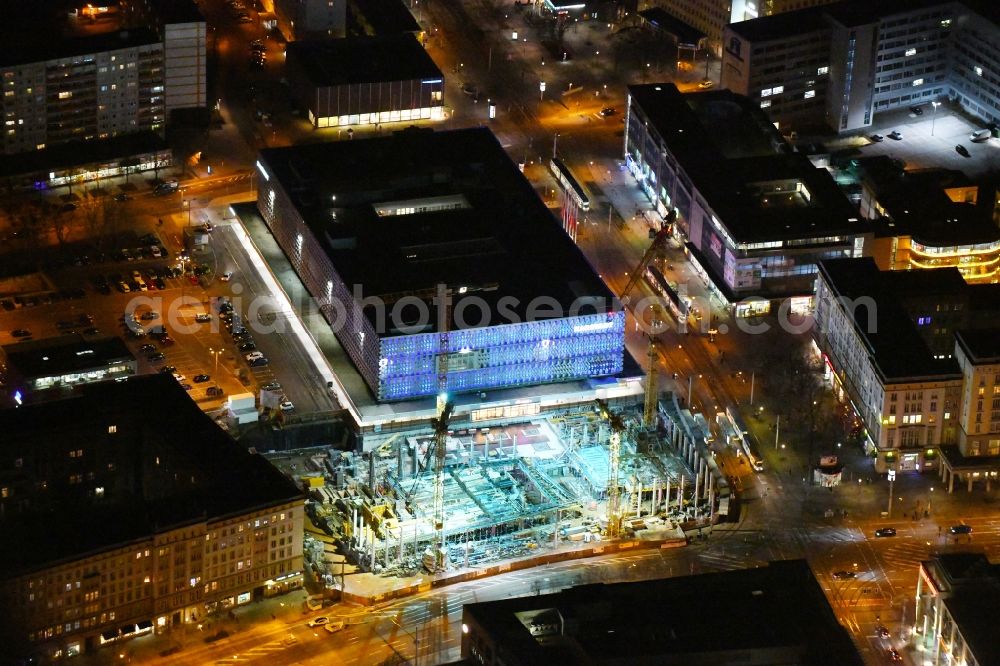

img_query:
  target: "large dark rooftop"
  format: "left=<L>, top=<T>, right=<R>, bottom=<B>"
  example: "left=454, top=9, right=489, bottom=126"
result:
left=257, top=128, right=616, bottom=331
left=818, top=258, right=965, bottom=381
left=956, top=328, right=1000, bottom=362
left=463, top=560, right=862, bottom=665
left=0, top=374, right=302, bottom=577
left=286, top=34, right=441, bottom=87
left=628, top=84, right=861, bottom=243
left=727, top=6, right=830, bottom=42
left=637, top=8, right=705, bottom=47
left=0, top=27, right=160, bottom=67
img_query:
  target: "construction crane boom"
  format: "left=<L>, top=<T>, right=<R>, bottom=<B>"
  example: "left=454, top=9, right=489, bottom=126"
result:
left=430, top=286, right=453, bottom=572
left=595, top=398, right=625, bottom=539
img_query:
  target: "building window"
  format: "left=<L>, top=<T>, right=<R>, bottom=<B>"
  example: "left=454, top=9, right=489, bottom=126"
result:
left=804, top=90, right=815, bottom=99
left=905, top=48, right=916, bottom=57
left=58, top=91, right=72, bottom=99
left=108, top=425, right=117, bottom=434
left=817, top=66, right=829, bottom=75
left=761, top=88, right=773, bottom=97
left=912, top=79, right=924, bottom=87
left=772, top=85, right=784, bottom=94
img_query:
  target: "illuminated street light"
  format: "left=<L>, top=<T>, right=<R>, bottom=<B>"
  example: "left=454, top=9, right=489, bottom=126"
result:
left=931, top=100, right=942, bottom=136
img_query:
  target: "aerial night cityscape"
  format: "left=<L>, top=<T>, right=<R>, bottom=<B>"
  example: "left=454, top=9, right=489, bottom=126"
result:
left=2, top=0, right=1000, bottom=664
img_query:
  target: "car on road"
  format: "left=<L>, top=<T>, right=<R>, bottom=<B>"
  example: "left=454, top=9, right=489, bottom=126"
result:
left=870, top=134, right=884, bottom=142
left=910, top=105, right=924, bottom=115
left=971, top=129, right=991, bottom=142
left=262, top=381, right=282, bottom=392
left=888, top=648, right=902, bottom=662
left=698, top=80, right=714, bottom=89
left=193, top=374, right=210, bottom=383
left=599, top=107, right=616, bottom=117
left=195, top=313, right=212, bottom=323
left=956, top=144, right=970, bottom=157
left=888, top=130, right=903, bottom=140
left=147, top=352, right=166, bottom=362
left=832, top=570, right=856, bottom=580
left=153, top=181, right=179, bottom=196
left=307, top=617, right=329, bottom=627
left=877, top=626, right=890, bottom=639
left=950, top=524, right=973, bottom=535
left=11, top=328, right=31, bottom=338
left=280, top=400, right=294, bottom=412
left=874, top=527, right=897, bottom=538
left=220, top=271, right=233, bottom=281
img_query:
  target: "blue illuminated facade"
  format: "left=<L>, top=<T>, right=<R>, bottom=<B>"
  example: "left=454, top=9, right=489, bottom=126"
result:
left=378, top=311, right=625, bottom=401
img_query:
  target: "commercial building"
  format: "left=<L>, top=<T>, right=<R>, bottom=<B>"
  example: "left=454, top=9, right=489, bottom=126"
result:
left=915, top=553, right=1000, bottom=666
left=813, top=257, right=1000, bottom=478
left=945, top=329, right=1000, bottom=489
left=286, top=34, right=444, bottom=130
left=255, top=127, right=625, bottom=402
left=625, top=83, right=866, bottom=311
left=722, top=0, right=1000, bottom=134
left=653, top=0, right=841, bottom=56
left=857, top=157, right=1000, bottom=283
left=461, top=559, right=862, bottom=665
left=1, top=335, right=136, bottom=400
left=0, top=374, right=304, bottom=661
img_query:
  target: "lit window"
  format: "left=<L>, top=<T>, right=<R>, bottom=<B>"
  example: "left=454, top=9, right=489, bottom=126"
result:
left=975, top=66, right=983, bottom=77
left=804, top=90, right=815, bottom=99
left=58, top=91, right=72, bottom=99
left=760, top=100, right=771, bottom=108
left=905, top=48, right=916, bottom=57
left=108, top=425, right=117, bottom=434
left=761, top=88, right=773, bottom=97
left=940, top=19, right=951, bottom=28
left=772, top=85, right=784, bottom=94
left=912, top=78, right=924, bottom=86
left=817, top=66, right=828, bottom=75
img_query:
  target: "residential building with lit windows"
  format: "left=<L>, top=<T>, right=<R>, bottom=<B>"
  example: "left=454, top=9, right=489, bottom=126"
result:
left=1, top=335, right=137, bottom=402
left=915, top=554, right=1000, bottom=665
left=255, top=127, right=626, bottom=402
left=814, top=258, right=1000, bottom=478
left=0, top=375, right=304, bottom=661
left=857, top=157, right=1000, bottom=283
left=625, top=83, right=867, bottom=312
left=721, top=0, right=1000, bottom=134
left=0, top=29, right=165, bottom=155
left=286, top=34, right=444, bottom=130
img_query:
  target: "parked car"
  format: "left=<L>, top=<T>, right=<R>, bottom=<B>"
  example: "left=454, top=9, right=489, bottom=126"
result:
left=698, top=80, right=714, bottom=89
left=147, top=352, right=166, bottom=362
left=220, top=271, right=233, bottom=281
left=870, top=134, right=884, bottom=143
left=113, top=192, right=132, bottom=202
left=910, top=105, right=924, bottom=115
left=599, top=107, right=616, bottom=117
left=194, top=374, right=210, bottom=383
left=239, top=342, right=257, bottom=352
left=280, top=400, right=295, bottom=412
left=877, top=626, right=890, bottom=639
left=307, top=617, right=329, bottom=627
left=262, top=382, right=282, bottom=392
left=971, top=129, right=991, bottom=142
left=249, top=356, right=269, bottom=367
left=887, top=130, right=903, bottom=140
left=950, top=524, right=973, bottom=535
left=874, top=527, right=897, bottom=538
left=832, top=570, right=856, bottom=580
left=207, top=386, right=225, bottom=397
left=139, top=343, right=156, bottom=353
left=11, top=328, right=31, bottom=338
left=195, top=313, right=212, bottom=323
left=956, top=144, right=970, bottom=157
left=159, top=365, right=177, bottom=374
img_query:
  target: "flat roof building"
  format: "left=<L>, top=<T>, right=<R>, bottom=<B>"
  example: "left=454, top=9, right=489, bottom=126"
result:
left=814, top=258, right=1000, bottom=478
left=255, top=127, right=626, bottom=402
left=1, top=335, right=136, bottom=400
left=286, top=34, right=444, bottom=129
left=625, top=83, right=867, bottom=311
left=0, top=374, right=304, bottom=661
left=723, top=0, right=1000, bottom=134
left=461, top=559, right=863, bottom=665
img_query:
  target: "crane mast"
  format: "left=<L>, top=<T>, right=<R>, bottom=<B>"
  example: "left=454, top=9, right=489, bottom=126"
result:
left=595, top=398, right=625, bottom=539
left=430, top=286, right=453, bottom=572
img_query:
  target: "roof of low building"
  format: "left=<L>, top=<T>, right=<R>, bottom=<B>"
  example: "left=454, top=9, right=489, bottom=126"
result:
left=0, top=374, right=303, bottom=577
left=0, top=130, right=168, bottom=179
left=0, top=27, right=160, bottom=67
left=286, top=33, right=441, bottom=87
left=628, top=83, right=862, bottom=244
left=726, top=6, right=830, bottom=42
left=3, top=335, right=135, bottom=380
left=955, top=328, right=1000, bottom=362
left=463, top=560, right=863, bottom=665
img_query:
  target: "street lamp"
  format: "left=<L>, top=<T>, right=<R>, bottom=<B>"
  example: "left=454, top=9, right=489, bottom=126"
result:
left=209, top=348, right=221, bottom=374
left=887, top=470, right=896, bottom=517
left=931, top=101, right=941, bottom=136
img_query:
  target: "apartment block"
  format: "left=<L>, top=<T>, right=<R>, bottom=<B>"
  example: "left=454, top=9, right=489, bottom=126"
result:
left=0, top=375, right=304, bottom=661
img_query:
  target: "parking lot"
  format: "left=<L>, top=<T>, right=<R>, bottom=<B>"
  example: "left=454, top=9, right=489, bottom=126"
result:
left=853, top=103, right=1000, bottom=176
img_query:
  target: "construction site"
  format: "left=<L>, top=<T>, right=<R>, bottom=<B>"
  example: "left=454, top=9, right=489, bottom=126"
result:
left=265, top=395, right=726, bottom=584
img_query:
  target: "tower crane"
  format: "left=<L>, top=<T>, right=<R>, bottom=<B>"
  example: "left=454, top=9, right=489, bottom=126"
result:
left=618, top=210, right=677, bottom=428
left=429, top=286, right=454, bottom=572
left=595, top=398, right=625, bottom=539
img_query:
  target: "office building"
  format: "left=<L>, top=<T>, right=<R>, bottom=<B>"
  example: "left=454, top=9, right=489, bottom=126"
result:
left=625, top=83, right=866, bottom=312
left=286, top=34, right=444, bottom=129
left=653, top=0, right=841, bottom=56
left=722, top=0, right=1000, bottom=134
left=0, top=375, right=304, bottom=661
left=856, top=157, right=1000, bottom=283
left=915, top=554, right=1000, bottom=665
left=1, top=335, right=136, bottom=400
left=461, top=559, right=862, bottom=665
left=255, top=128, right=625, bottom=402
left=814, top=258, right=1000, bottom=478
left=946, top=329, right=1000, bottom=488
